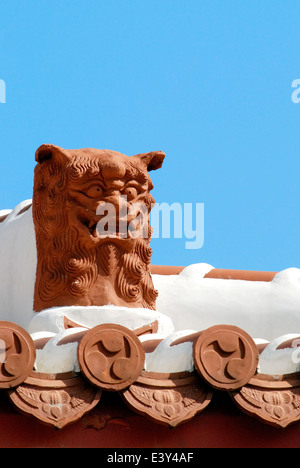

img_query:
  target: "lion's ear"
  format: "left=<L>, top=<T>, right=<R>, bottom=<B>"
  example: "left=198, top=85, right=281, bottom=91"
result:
left=134, top=151, right=165, bottom=172
left=35, top=144, right=71, bottom=164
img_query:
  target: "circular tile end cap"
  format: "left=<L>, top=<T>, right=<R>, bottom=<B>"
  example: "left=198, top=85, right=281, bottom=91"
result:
left=193, top=325, right=259, bottom=391
left=78, top=323, right=145, bottom=391
left=0, top=321, right=36, bottom=389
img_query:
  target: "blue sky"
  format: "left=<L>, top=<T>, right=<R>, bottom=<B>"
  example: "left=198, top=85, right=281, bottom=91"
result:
left=1, top=0, right=300, bottom=271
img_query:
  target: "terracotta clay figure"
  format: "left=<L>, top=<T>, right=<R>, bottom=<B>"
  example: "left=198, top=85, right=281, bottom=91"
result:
left=32, top=144, right=165, bottom=313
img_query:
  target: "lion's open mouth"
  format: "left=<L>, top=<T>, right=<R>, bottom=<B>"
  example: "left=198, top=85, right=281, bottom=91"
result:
left=75, top=209, right=98, bottom=236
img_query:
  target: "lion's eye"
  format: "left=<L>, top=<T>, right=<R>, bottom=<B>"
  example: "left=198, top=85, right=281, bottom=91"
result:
left=121, top=186, right=139, bottom=201
left=84, top=185, right=104, bottom=198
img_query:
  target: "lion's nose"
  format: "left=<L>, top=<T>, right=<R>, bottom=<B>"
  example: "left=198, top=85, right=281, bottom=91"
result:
left=95, top=195, right=125, bottom=214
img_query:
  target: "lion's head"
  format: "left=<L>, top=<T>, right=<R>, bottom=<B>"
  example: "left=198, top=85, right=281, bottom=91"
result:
left=32, top=144, right=165, bottom=312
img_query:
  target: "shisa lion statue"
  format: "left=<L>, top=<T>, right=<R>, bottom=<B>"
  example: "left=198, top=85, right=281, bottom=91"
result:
left=0, top=143, right=278, bottom=430
left=32, top=143, right=165, bottom=313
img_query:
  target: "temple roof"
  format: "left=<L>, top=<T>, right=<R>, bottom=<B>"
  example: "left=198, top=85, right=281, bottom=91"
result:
left=1, top=263, right=300, bottom=432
